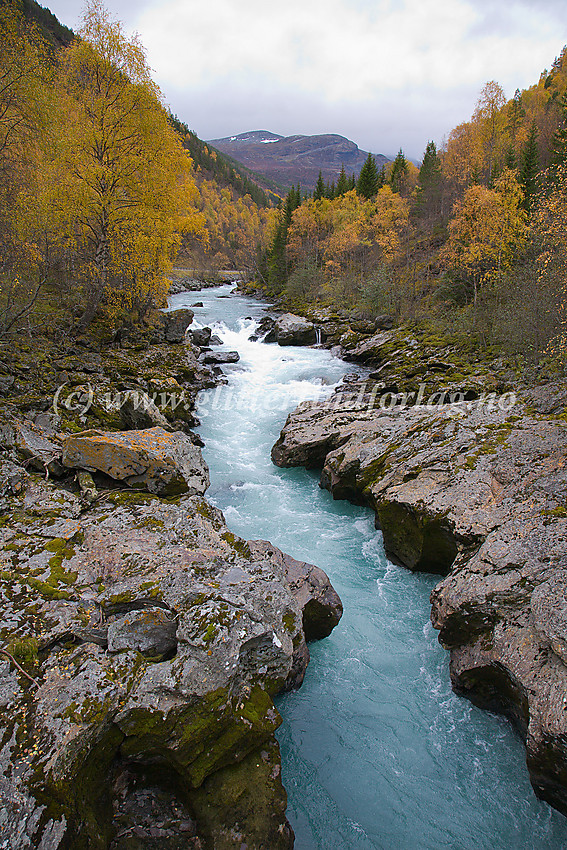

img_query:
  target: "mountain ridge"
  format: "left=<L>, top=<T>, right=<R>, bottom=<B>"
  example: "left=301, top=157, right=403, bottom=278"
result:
left=208, top=130, right=390, bottom=192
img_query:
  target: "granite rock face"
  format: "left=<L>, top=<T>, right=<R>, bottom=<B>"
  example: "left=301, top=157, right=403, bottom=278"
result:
left=272, top=375, right=567, bottom=816
left=0, top=470, right=342, bottom=849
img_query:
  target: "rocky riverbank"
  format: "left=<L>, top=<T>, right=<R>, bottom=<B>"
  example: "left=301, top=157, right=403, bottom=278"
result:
left=271, top=327, right=567, bottom=818
left=0, top=308, right=342, bottom=849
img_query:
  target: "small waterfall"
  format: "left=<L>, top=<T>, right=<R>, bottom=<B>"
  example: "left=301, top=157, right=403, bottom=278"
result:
left=315, top=326, right=322, bottom=345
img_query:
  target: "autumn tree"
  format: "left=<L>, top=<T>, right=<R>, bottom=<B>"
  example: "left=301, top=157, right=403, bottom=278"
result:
left=473, top=81, right=507, bottom=185
left=0, top=4, right=53, bottom=335
left=53, top=1, right=204, bottom=328
left=533, top=162, right=567, bottom=354
left=441, top=169, right=526, bottom=321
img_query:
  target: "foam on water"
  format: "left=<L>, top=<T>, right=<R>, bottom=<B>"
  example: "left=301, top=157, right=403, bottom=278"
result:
left=168, top=285, right=567, bottom=850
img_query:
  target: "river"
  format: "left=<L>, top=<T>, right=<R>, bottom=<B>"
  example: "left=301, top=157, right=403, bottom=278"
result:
left=168, top=284, right=567, bottom=850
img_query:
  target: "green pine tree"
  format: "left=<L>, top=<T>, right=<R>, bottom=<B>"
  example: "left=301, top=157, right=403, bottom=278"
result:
left=313, top=172, right=325, bottom=201
left=356, top=153, right=379, bottom=199
left=389, top=148, right=409, bottom=194
left=336, top=165, right=349, bottom=196
left=505, top=145, right=517, bottom=169
left=520, top=122, right=539, bottom=212
left=414, top=141, right=441, bottom=217
left=267, top=186, right=302, bottom=292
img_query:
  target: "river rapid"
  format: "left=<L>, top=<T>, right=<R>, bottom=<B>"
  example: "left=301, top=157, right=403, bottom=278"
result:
left=169, top=285, right=567, bottom=850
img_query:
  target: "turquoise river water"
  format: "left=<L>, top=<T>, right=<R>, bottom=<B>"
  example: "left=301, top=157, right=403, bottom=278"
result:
left=168, top=285, right=567, bottom=850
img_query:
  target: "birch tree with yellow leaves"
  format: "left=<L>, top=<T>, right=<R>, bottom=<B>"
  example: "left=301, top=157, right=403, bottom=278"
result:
left=441, top=169, right=527, bottom=322
left=54, top=1, right=205, bottom=328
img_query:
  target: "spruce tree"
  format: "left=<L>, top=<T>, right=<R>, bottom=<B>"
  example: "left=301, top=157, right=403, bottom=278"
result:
left=313, top=171, right=325, bottom=201
left=505, top=145, right=517, bottom=170
left=356, top=153, right=379, bottom=199
left=336, top=165, right=349, bottom=196
left=415, top=141, right=441, bottom=216
left=389, top=148, right=409, bottom=194
left=267, top=186, right=302, bottom=292
left=521, top=122, right=539, bottom=212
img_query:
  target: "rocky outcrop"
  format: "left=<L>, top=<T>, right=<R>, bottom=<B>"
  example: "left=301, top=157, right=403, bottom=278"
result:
left=0, top=464, right=342, bottom=848
left=272, top=374, right=567, bottom=816
left=0, top=321, right=343, bottom=848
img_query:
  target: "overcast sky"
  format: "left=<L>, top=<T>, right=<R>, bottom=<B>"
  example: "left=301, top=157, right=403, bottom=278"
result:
left=46, top=0, right=567, bottom=159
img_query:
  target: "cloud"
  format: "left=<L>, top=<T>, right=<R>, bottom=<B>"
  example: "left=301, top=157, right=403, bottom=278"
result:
left=45, top=0, right=567, bottom=158
left=138, top=0, right=560, bottom=100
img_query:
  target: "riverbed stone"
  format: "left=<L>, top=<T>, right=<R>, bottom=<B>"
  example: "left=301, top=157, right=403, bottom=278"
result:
left=274, top=313, right=317, bottom=346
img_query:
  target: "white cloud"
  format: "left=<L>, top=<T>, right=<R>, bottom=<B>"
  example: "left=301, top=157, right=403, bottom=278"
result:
left=138, top=0, right=562, bottom=102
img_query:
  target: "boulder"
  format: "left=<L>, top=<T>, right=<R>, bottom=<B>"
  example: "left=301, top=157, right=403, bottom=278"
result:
left=274, top=313, right=317, bottom=346
left=61, top=426, right=209, bottom=496
left=0, top=414, right=64, bottom=477
left=188, top=327, right=212, bottom=348
left=158, top=308, right=194, bottom=343
left=202, top=350, right=240, bottom=365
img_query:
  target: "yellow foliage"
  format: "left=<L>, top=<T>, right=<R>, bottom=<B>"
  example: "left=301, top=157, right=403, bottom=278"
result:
left=48, top=1, right=207, bottom=323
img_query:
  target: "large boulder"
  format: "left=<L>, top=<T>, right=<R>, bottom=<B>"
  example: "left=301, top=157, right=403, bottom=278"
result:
left=0, top=414, right=64, bottom=477
left=202, top=350, right=240, bottom=365
left=158, top=308, right=194, bottom=343
left=274, top=313, right=317, bottom=346
left=61, top=426, right=209, bottom=495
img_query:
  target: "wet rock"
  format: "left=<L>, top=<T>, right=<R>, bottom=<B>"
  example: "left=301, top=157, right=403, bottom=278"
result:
left=202, top=351, right=240, bottom=365
left=274, top=313, right=316, bottom=346
left=188, top=327, right=211, bottom=348
left=61, top=426, right=209, bottom=496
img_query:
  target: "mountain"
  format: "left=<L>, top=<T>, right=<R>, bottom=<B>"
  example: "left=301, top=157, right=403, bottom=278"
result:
left=12, top=0, right=74, bottom=49
left=208, top=130, right=390, bottom=192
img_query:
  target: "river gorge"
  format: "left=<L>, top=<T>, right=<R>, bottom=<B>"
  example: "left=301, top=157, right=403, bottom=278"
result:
left=166, top=284, right=567, bottom=850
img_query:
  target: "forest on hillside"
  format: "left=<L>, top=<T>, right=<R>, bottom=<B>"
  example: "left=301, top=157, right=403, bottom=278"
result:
left=261, top=68, right=567, bottom=360
left=0, top=0, right=276, bottom=339
left=2, top=0, right=567, bottom=363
